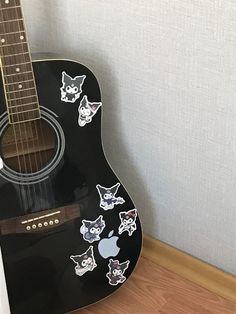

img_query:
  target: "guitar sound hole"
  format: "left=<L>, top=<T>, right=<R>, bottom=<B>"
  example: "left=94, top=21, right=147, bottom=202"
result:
left=0, top=119, right=57, bottom=174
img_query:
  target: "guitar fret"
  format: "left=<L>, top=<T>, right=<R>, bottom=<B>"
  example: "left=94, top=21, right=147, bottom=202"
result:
left=6, top=73, right=34, bottom=85
left=0, top=6, right=22, bottom=21
left=2, top=51, right=29, bottom=58
left=5, top=82, right=34, bottom=93
left=8, top=94, right=37, bottom=102
left=5, top=71, right=32, bottom=77
left=8, top=96, right=38, bottom=107
left=0, top=43, right=28, bottom=55
left=9, top=110, right=41, bottom=124
left=6, top=87, right=35, bottom=94
left=6, top=85, right=36, bottom=94
left=1, top=6, right=21, bottom=10
left=1, top=53, right=31, bottom=67
left=0, top=18, right=23, bottom=24
left=0, top=30, right=24, bottom=36
left=1, top=41, right=26, bottom=47
left=9, top=105, right=39, bottom=114
left=8, top=102, right=38, bottom=109
left=5, top=79, right=35, bottom=88
left=2, top=63, right=32, bottom=77
left=10, top=117, right=41, bottom=125
left=6, top=79, right=34, bottom=86
left=0, top=20, right=24, bottom=35
left=3, top=61, right=30, bottom=68
left=0, top=0, right=20, bottom=9
left=10, top=108, right=39, bottom=115
left=4, top=73, right=34, bottom=86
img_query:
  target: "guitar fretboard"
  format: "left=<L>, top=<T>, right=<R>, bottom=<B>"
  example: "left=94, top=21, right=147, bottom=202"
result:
left=0, top=0, right=40, bottom=124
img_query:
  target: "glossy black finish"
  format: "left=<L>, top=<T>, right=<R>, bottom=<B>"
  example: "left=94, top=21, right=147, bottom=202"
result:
left=0, top=60, right=142, bottom=314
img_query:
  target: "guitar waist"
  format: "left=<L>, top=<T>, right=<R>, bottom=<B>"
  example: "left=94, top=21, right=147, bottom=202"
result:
left=0, top=203, right=80, bottom=235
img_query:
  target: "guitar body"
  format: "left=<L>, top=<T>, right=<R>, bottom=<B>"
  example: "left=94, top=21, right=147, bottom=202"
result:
left=0, top=58, right=142, bottom=314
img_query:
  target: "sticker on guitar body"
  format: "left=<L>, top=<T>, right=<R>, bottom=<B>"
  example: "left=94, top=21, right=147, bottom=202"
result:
left=80, top=215, right=105, bottom=243
left=96, top=183, right=125, bottom=210
left=70, top=246, right=97, bottom=276
left=78, top=95, right=102, bottom=127
left=60, top=71, right=86, bottom=103
left=106, top=259, right=130, bottom=286
left=118, top=209, right=137, bottom=236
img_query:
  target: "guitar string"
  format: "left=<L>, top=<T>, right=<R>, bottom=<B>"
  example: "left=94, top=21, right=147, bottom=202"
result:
left=12, top=0, right=51, bottom=213
left=0, top=1, right=27, bottom=211
left=6, top=0, right=32, bottom=211
left=17, top=0, right=54, bottom=211
left=15, top=0, right=55, bottom=213
left=17, top=0, right=56, bottom=210
left=19, top=0, right=53, bottom=209
left=3, top=0, right=41, bottom=213
left=1, top=0, right=57, bottom=216
left=15, top=0, right=45, bottom=212
left=36, top=105, right=55, bottom=209
left=14, top=0, right=42, bottom=213
left=7, top=0, right=33, bottom=212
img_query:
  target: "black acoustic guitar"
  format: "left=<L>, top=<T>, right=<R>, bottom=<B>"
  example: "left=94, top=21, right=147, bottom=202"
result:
left=0, top=1, right=142, bottom=313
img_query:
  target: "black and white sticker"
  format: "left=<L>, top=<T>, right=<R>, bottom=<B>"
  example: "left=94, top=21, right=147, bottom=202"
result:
left=118, top=209, right=137, bottom=236
left=60, top=71, right=86, bottom=103
left=70, top=246, right=97, bottom=276
left=80, top=215, right=105, bottom=243
left=106, top=258, right=130, bottom=286
left=96, top=183, right=125, bottom=211
left=78, top=95, right=102, bottom=127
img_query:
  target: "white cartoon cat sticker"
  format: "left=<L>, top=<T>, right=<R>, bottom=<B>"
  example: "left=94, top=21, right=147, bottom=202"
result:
left=61, top=71, right=86, bottom=103
left=80, top=215, right=106, bottom=243
left=106, top=259, right=130, bottom=286
left=70, top=246, right=97, bottom=276
left=78, top=95, right=102, bottom=127
left=96, top=183, right=125, bottom=211
left=118, top=209, right=137, bottom=236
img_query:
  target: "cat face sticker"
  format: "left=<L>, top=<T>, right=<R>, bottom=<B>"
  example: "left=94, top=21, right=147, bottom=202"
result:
left=118, top=209, right=137, bottom=236
left=96, top=183, right=125, bottom=211
left=61, top=71, right=86, bottom=103
left=106, top=259, right=130, bottom=286
left=78, top=95, right=102, bottom=127
left=80, top=215, right=106, bottom=243
left=70, top=246, right=97, bottom=276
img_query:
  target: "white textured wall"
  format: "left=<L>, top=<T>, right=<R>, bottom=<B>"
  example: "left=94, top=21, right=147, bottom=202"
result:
left=22, top=0, right=236, bottom=275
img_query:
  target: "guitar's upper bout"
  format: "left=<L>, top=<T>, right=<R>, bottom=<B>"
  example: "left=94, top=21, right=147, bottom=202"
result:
left=31, top=53, right=103, bottom=132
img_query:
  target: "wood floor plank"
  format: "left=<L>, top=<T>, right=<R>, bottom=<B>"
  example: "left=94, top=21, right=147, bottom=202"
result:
left=142, top=235, right=236, bottom=302
left=71, top=257, right=236, bottom=314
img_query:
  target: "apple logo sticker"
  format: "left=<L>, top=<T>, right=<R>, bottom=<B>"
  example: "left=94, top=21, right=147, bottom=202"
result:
left=98, top=230, right=120, bottom=259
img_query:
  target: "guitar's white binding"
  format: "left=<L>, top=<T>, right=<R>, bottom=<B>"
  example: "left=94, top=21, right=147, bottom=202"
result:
left=0, top=247, right=10, bottom=314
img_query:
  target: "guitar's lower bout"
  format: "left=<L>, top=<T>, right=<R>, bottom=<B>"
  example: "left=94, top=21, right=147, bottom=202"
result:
left=0, top=59, right=142, bottom=314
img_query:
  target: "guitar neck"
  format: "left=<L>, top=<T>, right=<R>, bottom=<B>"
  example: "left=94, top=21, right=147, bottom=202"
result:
left=0, top=0, right=40, bottom=124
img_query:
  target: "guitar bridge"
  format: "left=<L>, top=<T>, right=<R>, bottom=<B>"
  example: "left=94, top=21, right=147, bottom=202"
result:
left=0, top=204, right=80, bottom=235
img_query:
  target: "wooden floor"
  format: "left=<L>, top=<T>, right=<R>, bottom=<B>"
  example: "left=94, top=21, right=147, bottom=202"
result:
left=73, top=257, right=236, bottom=314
